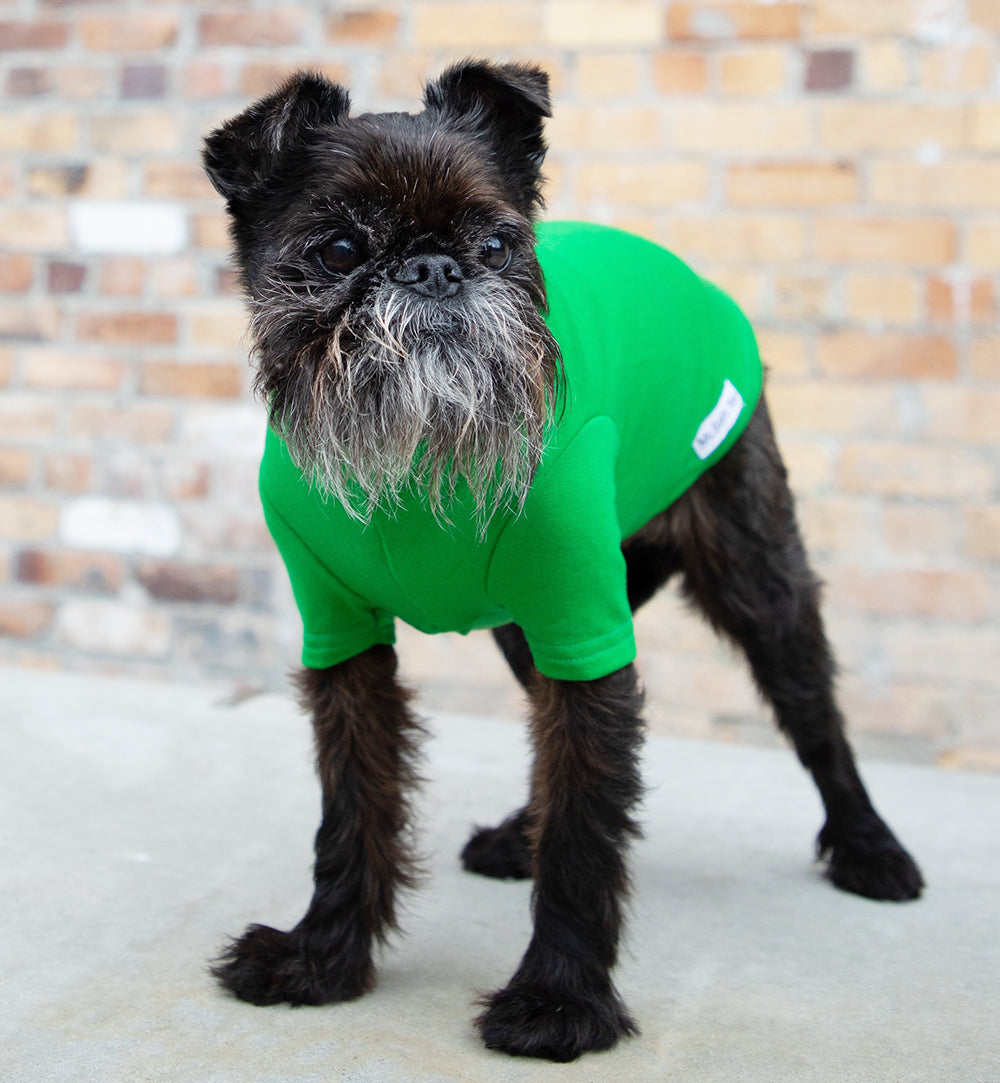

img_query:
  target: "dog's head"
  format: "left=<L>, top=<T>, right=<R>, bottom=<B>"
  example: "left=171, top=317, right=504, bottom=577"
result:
left=203, top=60, right=560, bottom=520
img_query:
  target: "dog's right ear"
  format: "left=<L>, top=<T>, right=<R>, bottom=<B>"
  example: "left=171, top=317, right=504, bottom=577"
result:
left=203, top=72, right=350, bottom=205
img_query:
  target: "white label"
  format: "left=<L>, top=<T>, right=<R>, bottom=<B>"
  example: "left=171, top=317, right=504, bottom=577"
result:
left=692, top=379, right=744, bottom=460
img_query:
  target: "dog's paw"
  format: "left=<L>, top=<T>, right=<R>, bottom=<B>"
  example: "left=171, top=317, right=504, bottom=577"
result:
left=475, top=981, right=637, bottom=1062
left=817, top=820, right=924, bottom=902
left=210, top=924, right=374, bottom=1006
left=461, top=813, right=533, bottom=880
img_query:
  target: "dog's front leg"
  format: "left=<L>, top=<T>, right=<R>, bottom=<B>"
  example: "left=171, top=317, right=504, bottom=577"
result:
left=213, top=645, right=422, bottom=1006
left=477, top=665, right=644, bottom=1061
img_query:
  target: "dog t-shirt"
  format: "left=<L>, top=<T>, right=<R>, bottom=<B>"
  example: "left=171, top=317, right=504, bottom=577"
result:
left=259, top=221, right=763, bottom=681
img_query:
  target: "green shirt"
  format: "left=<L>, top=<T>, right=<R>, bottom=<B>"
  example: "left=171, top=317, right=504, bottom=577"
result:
left=260, top=221, right=762, bottom=681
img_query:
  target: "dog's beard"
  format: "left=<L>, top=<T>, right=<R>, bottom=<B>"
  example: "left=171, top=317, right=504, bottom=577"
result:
left=254, top=276, right=559, bottom=524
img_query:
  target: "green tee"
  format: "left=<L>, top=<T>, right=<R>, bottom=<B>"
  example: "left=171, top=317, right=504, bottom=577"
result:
left=259, top=221, right=763, bottom=680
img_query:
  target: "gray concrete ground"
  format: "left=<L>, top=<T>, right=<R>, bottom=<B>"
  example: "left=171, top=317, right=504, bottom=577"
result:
left=2, top=665, right=999, bottom=1083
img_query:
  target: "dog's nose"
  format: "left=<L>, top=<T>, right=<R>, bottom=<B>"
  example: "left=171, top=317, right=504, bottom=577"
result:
left=392, top=253, right=464, bottom=299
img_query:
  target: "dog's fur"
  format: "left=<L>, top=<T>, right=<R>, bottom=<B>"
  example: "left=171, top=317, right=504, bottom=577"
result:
left=203, top=61, right=924, bottom=1062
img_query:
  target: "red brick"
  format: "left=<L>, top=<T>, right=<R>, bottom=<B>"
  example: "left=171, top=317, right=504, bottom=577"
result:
left=0, top=600, right=54, bottom=639
left=137, top=561, right=240, bottom=604
left=668, top=2, right=802, bottom=40
left=927, top=277, right=994, bottom=325
left=7, top=68, right=51, bottom=96
left=47, top=261, right=86, bottom=294
left=817, top=332, right=958, bottom=380
left=77, top=312, right=178, bottom=346
left=182, top=61, right=228, bottom=99
left=139, top=361, right=244, bottom=399
left=326, top=10, right=400, bottom=43
left=0, top=21, right=68, bottom=50
left=199, top=11, right=306, bottom=47
left=16, top=550, right=123, bottom=594
left=162, top=461, right=211, bottom=501
left=805, top=49, right=854, bottom=92
left=0, top=254, right=33, bottom=293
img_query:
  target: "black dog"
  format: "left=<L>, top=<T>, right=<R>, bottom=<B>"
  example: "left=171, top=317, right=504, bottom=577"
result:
left=202, top=61, right=923, bottom=1062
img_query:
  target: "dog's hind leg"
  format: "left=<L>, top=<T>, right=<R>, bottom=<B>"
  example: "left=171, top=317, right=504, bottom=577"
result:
left=476, top=664, right=644, bottom=1060
left=212, top=645, right=423, bottom=1005
left=664, top=398, right=923, bottom=901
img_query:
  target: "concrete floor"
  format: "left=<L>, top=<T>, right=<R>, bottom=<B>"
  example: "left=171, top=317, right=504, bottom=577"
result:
left=2, top=665, right=999, bottom=1082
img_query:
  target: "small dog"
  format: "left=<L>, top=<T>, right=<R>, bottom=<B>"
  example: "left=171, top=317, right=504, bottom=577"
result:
left=203, top=61, right=923, bottom=1062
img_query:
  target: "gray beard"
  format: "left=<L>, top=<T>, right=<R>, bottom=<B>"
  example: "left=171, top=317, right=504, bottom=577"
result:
left=262, top=278, right=558, bottom=523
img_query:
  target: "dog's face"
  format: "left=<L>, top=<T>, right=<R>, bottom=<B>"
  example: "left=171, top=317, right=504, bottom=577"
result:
left=203, top=61, right=560, bottom=519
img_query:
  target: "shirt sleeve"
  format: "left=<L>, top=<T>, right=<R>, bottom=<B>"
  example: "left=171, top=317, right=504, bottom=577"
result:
left=261, top=492, right=395, bottom=669
left=487, top=416, right=635, bottom=682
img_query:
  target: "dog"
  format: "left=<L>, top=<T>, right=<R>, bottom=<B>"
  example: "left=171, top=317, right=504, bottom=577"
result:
left=202, top=60, right=924, bottom=1062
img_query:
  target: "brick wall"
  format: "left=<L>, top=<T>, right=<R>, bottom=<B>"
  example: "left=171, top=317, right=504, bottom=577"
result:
left=1, top=1, right=997, bottom=768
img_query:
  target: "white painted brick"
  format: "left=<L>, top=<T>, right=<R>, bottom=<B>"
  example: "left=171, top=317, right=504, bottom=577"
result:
left=56, top=600, right=171, bottom=658
left=60, top=497, right=182, bottom=557
left=177, top=405, right=266, bottom=458
left=69, top=200, right=187, bottom=256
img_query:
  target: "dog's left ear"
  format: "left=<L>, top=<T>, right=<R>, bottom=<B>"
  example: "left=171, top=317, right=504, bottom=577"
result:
left=423, top=60, right=551, bottom=216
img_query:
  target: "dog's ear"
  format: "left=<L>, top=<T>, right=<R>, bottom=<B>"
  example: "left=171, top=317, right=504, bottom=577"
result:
left=203, top=72, right=350, bottom=205
left=423, top=60, right=551, bottom=215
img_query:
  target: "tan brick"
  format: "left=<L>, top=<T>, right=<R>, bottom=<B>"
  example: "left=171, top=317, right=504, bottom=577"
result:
left=0, top=254, right=33, bottom=293
left=771, top=273, right=828, bottom=321
left=0, top=113, right=77, bottom=152
left=99, top=258, right=145, bottom=298
left=719, top=47, right=788, bottom=96
left=927, top=276, right=994, bottom=325
left=55, top=599, right=171, bottom=658
left=859, top=40, right=909, bottom=93
left=79, top=14, right=178, bottom=51
left=0, top=601, right=54, bottom=640
left=326, top=9, right=400, bottom=43
left=797, top=495, right=876, bottom=556
left=652, top=52, right=708, bottom=94
left=144, top=161, right=217, bottom=200
left=544, top=1, right=660, bottom=46
left=22, top=350, right=127, bottom=392
left=192, top=214, right=230, bottom=249
left=575, top=161, right=709, bottom=207
left=375, top=52, right=435, bottom=100
left=728, top=162, right=857, bottom=206
left=817, top=332, right=957, bottom=380
left=90, top=113, right=183, bottom=155
left=883, top=626, right=1000, bottom=688
left=768, top=382, right=898, bottom=435
left=44, top=454, right=93, bottom=493
left=776, top=437, right=835, bottom=494
left=921, top=43, right=992, bottom=91
left=77, top=312, right=178, bottom=346
left=922, top=388, right=1000, bottom=444
left=705, top=269, right=762, bottom=315
left=969, top=0, right=1000, bottom=29
left=52, top=64, right=108, bottom=101
left=671, top=102, right=810, bottom=153
left=0, top=20, right=68, bottom=50
left=199, top=11, right=306, bottom=47
left=151, top=259, right=200, bottom=299
left=182, top=61, right=228, bottom=99
left=814, top=0, right=920, bottom=35
left=0, top=302, right=60, bottom=343
left=137, top=561, right=240, bottom=604
left=845, top=273, right=921, bottom=323
left=28, top=160, right=129, bottom=199
left=756, top=330, right=809, bottom=377
left=577, top=54, right=642, bottom=98
left=0, top=495, right=59, bottom=541
left=238, top=61, right=351, bottom=99
left=668, top=2, right=801, bottom=40
left=549, top=106, right=662, bottom=153
left=967, top=222, right=1000, bottom=269
left=16, top=550, right=123, bottom=593
left=871, top=161, right=1000, bottom=210
left=188, top=305, right=247, bottom=352
left=667, top=214, right=806, bottom=262
left=0, top=396, right=59, bottom=440
left=0, top=208, right=67, bottom=251
left=162, top=460, right=211, bottom=501
left=140, top=361, right=244, bottom=399
left=0, top=348, right=12, bottom=387
left=68, top=404, right=177, bottom=445
left=413, top=3, right=539, bottom=48
left=819, top=102, right=965, bottom=152
left=831, top=568, right=990, bottom=622
left=882, top=505, right=958, bottom=557
left=966, top=506, right=1000, bottom=561
left=971, top=336, right=999, bottom=381
left=971, top=102, right=1000, bottom=151
left=0, top=449, right=33, bottom=487
left=814, top=218, right=956, bottom=265
left=839, top=444, right=993, bottom=500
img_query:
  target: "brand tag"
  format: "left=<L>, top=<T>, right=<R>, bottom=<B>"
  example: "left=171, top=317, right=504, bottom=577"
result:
left=692, top=379, right=744, bottom=460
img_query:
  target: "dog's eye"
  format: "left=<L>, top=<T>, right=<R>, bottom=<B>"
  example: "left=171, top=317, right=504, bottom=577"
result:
left=481, top=236, right=512, bottom=272
left=317, top=236, right=364, bottom=276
